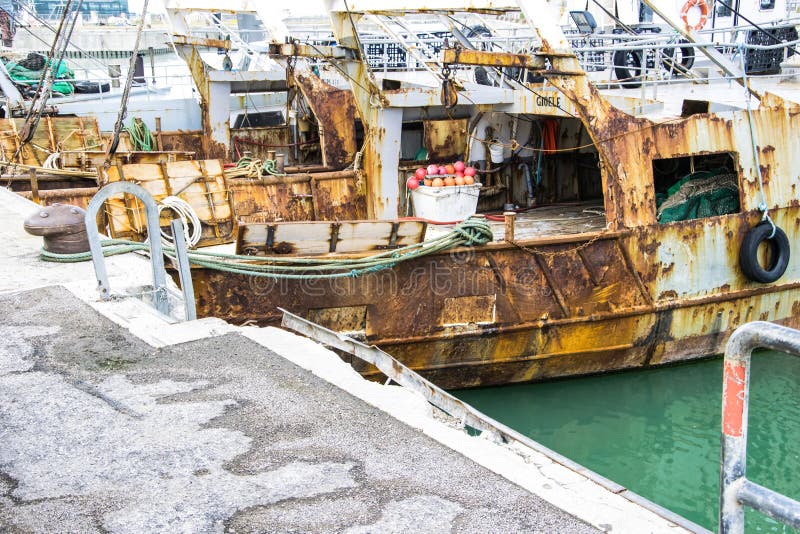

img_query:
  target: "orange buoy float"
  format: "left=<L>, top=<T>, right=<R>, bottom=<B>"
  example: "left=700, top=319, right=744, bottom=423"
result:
left=680, top=0, right=709, bottom=31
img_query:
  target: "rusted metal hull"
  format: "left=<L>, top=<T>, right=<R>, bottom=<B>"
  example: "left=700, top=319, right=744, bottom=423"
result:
left=229, top=169, right=367, bottom=223
left=185, top=205, right=800, bottom=388
left=371, top=294, right=800, bottom=389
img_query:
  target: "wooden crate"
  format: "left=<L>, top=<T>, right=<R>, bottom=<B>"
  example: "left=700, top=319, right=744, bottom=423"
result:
left=0, top=117, right=103, bottom=167
left=105, top=159, right=236, bottom=246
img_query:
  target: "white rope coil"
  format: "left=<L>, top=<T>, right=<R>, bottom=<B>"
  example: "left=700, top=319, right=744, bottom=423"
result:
left=42, top=152, right=60, bottom=170
left=157, top=196, right=202, bottom=248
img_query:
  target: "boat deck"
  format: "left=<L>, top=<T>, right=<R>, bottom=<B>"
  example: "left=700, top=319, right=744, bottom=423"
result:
left=426, top=201, right=607, bottom=243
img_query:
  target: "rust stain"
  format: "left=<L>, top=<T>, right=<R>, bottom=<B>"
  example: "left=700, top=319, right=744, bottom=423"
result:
left=423, top=119, right=468, bottom=161
left=180, top=46, right=229, bottom=160
left=231, top=126, right=292, bottom=163
left=294, top=71, right=358, bottom=169
left=17, top=186, right=98, bottom=208
left=311, top=171, right=368, bottom=220
left=186, top=234, right=654, bottom=386
left=230, top=177, right=316, bottom=222
left=0, top=117, right=103, bottom=168
left=229, top=169, right=366, bottom=223
left=158, top=132, right=205, bottom=158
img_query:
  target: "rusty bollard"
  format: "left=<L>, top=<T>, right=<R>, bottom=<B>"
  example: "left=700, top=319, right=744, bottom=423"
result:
left=23, top=203, right=90, bottom=254
left=504, top=211, right=516, bottom=242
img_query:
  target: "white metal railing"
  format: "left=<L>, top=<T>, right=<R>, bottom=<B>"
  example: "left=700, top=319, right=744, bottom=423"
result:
left=301, top=19, right=798, bottom=78
left=720, top=321, right=800, bottom=533
left=11, top=13, right=797, bottom=106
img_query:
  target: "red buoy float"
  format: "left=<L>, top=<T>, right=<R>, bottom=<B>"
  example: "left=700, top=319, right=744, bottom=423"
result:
left=680, top=0, right=709, bottom=31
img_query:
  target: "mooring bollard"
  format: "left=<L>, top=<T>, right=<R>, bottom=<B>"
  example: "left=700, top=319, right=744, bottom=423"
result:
left=504, top=211, right=516, bottom=242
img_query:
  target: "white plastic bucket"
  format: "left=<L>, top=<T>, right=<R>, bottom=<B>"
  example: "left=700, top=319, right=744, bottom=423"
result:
left=410, top=183, right=482, bottom=222
left=489, top=142, right=505, bottom=163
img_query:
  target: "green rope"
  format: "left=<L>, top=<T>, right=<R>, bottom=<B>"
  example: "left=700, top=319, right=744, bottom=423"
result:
left=262, top=159, right=285, bottom=176
left=40, top=217, right=494, bottom=280
left=124, top=117, right=154, bottom=151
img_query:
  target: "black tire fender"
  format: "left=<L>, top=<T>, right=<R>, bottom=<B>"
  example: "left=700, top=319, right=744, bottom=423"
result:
left=739, top=221, right=790, bottom=283
left=612, top=49, right=643, bottom=88
left=661, top=40, right=695, bottom=76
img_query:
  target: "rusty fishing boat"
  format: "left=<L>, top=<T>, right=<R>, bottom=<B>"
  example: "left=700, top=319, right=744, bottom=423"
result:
left=152, top=0, right=800, bottom=389
left=13, top=0, right=800, bottom=389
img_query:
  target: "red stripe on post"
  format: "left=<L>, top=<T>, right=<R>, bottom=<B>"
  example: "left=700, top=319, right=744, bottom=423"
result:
left=722, top=361, right=746, bottom=437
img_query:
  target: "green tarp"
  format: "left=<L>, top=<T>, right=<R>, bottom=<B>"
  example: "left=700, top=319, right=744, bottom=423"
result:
left=3, top=58, right=74, bottom=95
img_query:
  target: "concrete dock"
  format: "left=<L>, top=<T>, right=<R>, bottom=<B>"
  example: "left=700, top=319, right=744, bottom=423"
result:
left=0, top=189, right=697, bottom=532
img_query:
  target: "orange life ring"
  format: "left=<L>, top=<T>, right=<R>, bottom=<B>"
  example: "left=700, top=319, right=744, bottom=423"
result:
left=680, top=0, right=709, bottom=31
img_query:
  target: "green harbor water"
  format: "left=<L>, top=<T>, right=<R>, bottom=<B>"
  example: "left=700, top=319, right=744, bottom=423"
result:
left=454, top=351, right=800, bottom=532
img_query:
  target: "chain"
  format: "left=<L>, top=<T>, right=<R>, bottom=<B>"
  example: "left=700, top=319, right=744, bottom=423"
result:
left=440, top=64, right=458, bottom=109
left=507, top=224, right=612, bottom=258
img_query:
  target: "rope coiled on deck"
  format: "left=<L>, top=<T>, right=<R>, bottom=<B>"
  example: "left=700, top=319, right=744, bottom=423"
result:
left=124, top=118, right=154, bottom=152
left=40, top=217, right=493, bottom=279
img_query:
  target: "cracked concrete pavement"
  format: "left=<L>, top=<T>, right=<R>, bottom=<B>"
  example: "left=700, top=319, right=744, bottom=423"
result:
left=0, top=285, right=599, bottom=533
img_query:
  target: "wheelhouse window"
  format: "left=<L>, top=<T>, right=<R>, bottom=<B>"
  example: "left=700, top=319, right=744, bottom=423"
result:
left=653, top=152, right=740, bottom=224
left=233, top=111, right=284, bottom=129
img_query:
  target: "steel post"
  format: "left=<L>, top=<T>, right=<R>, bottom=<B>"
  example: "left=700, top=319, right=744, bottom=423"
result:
left=738, top=480, right=800, bottom=529
left=170, top=218, right=197, bottom=321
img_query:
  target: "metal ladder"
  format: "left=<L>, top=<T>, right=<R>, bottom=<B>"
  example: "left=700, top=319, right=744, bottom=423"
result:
left=84, top=181, right=196, bottom=321
left=720, top=321, right=800, bottom=532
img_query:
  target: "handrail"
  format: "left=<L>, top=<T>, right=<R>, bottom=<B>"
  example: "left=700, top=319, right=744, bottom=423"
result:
left=720, top=321, right=800, bottom=533
left=84, top=181, right=196, bottom=320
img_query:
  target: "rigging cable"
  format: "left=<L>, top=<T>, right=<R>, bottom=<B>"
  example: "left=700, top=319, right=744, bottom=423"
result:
left=104, top=0, right=150, bottom=167
left=156, top=196, right=202, bottom=248
left=738, top=44, right=774, bottom=236
left=14, top=0, right=81, bottom=153
left=124, top=117, right=154, bottom=151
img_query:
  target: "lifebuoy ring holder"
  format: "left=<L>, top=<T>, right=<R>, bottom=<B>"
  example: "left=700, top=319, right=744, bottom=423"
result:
left=680, top=0, right=709, bottom=31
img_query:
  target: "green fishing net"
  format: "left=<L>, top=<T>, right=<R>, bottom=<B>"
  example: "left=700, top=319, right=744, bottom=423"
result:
left=3, top=56, right=75, bottom=95
left=656, top=169, right=740, bottom=224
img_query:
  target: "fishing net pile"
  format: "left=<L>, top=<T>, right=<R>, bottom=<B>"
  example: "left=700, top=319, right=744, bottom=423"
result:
left=1, top=52, right=75, bottom=96
left=656, top=169, right=740, bottom=223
